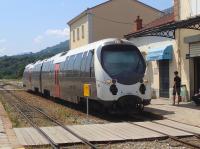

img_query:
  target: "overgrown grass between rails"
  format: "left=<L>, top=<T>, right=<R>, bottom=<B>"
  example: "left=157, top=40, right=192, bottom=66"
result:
left=0, top=93, right=28, bottom=127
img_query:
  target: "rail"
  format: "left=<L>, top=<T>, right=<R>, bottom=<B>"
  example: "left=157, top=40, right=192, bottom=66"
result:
left=130, top=115, right=200, bottom=149
left=1, top=88, right=98, bottom=149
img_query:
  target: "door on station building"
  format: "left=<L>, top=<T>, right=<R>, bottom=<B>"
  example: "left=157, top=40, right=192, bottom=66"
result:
left=194, top=57, right=200, bottom=93
left=159, top=60, right=169, bottom=98
left=54, top=64, right=60, bottom=98
left=190, top=42, right=200, bottom=94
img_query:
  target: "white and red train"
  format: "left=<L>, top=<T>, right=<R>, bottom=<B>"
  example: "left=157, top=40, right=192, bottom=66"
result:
left=23, top=38, right=151, bottom=111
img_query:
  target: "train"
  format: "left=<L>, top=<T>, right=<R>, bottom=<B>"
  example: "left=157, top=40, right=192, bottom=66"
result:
left=23, top=38, right=151, bottom=112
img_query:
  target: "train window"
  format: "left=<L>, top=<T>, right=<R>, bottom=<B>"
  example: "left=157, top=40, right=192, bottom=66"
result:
left=60, top=62, right=65, bottom=72
left=90, top=55, right=95, bottom=77
left=64, top=56, right=69, bottom=71
left=101, top=45, right=146, bottom=85
left=49, top=62, right=53, bottom=72
left=46, top=62, right=50, bottom=72
left=49, top=63, right=52, bottom=72
left=45, top=63, right=48, bottom=72
left=80, top=52, right=87, bottom=77
left=67, top=55, right=75, bottom=77
left=42, top=63, right=46, bottom=72
left=73, top=53, right=82, bottom=77
left=85, top=50, right=94, bottom=77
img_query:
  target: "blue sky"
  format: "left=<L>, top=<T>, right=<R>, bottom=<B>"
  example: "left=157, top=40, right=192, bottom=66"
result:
left=0, top=0, right=173, bottom=56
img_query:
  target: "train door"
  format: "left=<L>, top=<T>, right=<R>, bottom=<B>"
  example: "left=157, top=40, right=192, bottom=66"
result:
left=159, top=60, right=169, bottom=98
left=54, top=64, right=60, bottom=98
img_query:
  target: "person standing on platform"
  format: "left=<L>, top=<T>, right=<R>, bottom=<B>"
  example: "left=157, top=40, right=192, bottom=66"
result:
left=173, top=71, right=181, bottom=105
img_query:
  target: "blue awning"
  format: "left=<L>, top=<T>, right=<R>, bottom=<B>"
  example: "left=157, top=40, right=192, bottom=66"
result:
left=146, top=45, right=173, bottom=61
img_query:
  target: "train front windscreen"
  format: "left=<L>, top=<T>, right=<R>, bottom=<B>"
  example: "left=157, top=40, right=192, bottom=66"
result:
left=101, top=44, right=146, bottom=85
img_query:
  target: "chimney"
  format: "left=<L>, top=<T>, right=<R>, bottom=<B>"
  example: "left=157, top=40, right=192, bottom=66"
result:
left=134, top=16, right=143, bottom=31
left=174, top=0, right=180, bottom=21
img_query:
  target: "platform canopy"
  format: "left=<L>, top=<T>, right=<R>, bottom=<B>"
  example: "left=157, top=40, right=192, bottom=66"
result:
left=146, top=45, right=173, bottom=61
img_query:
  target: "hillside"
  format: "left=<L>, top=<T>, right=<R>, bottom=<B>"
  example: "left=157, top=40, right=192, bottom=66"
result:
left=0, top=40, right=69, bottom=79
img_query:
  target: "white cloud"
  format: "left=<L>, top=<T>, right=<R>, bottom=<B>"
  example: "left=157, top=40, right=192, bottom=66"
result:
left=0, top=39, right=7, bottom=44
left=33, top=35, right=44, bottom=44
left=33, top=27, right=69, bottom=44
left=45, top=28, right=70, bottom=37
left=0, top=48, right=6, bottom=55
left=0, top=48, right=6, bottom=51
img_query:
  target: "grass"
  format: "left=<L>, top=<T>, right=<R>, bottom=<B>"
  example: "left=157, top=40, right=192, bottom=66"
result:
left=0, top=94, right=27, bottom=128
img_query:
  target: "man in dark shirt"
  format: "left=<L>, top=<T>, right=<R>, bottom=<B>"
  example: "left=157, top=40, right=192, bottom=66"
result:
left=173, top=71, right=181, bottom=105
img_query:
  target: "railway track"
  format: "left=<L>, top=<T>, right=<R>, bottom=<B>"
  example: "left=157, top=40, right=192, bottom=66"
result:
left=0, top=89, right=98, bottom=149
left=129, top=114, right=200, bottom=149
left=1, top=80, right=200, bottom=148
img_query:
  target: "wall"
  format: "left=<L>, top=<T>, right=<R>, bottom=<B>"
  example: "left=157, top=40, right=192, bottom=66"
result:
left=69, top=15, right=89, bottom=49
left=176, top=28, right=200, bottom=98
left=130, top=36, right=177, bottom=99
left=90, top=0, right=162, bottom=42
left=130, top=28, right=200, bottom=99
left=179, top=0, right=200, bottom=20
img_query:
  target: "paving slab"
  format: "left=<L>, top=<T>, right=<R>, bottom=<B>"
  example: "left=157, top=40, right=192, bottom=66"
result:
left=14, top=120, right=200, bottom=146
left=145, top=99, right=200, bottom=127
left=154, top=119, right=200, bottom=134
left=133, top=121, right=192, bottom=137
left=0, top=102, right=21, bottom=148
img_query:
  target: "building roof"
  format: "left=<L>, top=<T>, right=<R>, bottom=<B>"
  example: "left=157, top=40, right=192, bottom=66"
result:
left=124, top=12, right=175, bottom=39
left=67, top=0, right=163, bottom=25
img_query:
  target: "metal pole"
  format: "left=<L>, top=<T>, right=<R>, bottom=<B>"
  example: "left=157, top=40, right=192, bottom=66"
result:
left=87, top=97, right=89, bottom=117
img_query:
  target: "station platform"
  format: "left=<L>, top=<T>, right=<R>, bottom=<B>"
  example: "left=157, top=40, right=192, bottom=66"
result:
left=145, top=98, right=200, bottom=127
left=0, top=102, right=21, bottom=149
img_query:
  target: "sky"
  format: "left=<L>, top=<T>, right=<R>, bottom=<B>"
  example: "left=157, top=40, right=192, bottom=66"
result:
left=0, top=0, right=173, bottom=56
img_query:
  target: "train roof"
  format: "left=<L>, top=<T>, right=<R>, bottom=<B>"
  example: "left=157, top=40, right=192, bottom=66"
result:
left=26, top=38, right=134, bottom=67
left=52, top=38, right=131, bottom=64
left=25, top=63, right=34, bottom=70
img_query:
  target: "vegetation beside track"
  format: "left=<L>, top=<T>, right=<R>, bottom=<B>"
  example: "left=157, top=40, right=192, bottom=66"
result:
left=0, top=40, right=69, bottom=79
left=0, top=94, right=27, bottom=127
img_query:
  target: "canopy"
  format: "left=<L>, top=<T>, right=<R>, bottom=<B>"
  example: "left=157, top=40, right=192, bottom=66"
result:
left=146, top=45, right=173, bottom=61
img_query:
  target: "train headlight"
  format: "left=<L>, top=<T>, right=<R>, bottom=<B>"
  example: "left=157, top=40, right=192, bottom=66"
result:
left=139, top=83, right=146, bottom=95
left=112, top=79, right=117, bottom=84
left=106, top=80, right=112, bottom=85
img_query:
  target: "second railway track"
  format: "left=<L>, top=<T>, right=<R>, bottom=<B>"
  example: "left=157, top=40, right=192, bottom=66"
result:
left=129, top=114, right=200, bottom=149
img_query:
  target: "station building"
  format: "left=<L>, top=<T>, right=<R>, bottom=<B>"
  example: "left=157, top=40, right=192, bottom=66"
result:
left=125, top=0, right=200, bottom=100
left=67, top=0, right=163, bottom=49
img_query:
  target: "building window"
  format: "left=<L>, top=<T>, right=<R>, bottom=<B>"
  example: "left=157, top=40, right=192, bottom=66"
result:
left=82, top=25, right=84, bottom=39
left=77, top=28, right=80, bottom=41
left=190, top=0, right=200, bottom=16
left=73, top=30, right=75, bottom=42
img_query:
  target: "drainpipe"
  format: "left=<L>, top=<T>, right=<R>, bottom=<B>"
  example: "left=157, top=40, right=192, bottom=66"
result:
left=176, top=0, right=182, bottom=78
left=177, top=29, right=181, bottom=78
